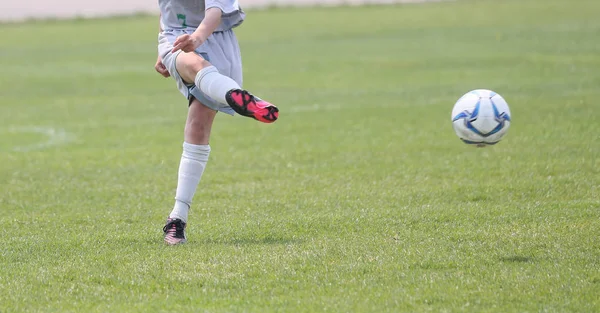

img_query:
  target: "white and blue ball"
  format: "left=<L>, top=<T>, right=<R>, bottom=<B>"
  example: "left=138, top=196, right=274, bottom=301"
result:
left=451, top=89, right=511, bottom=146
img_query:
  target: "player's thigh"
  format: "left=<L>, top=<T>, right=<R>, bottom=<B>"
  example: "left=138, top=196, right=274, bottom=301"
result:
left=175, top=52, right=211, bottom=84
left=184, top=98, right=218, bottom=145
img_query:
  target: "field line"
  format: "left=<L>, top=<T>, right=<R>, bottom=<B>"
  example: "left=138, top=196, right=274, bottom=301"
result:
left=4, top=127, right=77, bottom=152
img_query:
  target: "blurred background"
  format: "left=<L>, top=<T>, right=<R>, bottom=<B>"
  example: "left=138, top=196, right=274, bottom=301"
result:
left=1, top=0, right=437, bottom=22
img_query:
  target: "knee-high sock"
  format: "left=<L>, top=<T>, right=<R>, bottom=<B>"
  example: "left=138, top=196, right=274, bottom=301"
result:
left=169, top=142, right=211, bottom=222
left=194, top=66, right=241, bottom=105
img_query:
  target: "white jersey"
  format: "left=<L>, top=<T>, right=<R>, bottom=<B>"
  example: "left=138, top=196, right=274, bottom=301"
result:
left=159, top=0, right=245, bottom=32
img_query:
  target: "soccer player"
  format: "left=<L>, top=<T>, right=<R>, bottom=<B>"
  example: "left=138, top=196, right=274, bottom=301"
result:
left=155, top=0, right=279, bottom=245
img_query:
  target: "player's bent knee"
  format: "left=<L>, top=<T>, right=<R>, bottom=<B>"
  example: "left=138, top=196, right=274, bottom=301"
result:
left=193, top=57, right=211, bottom=72
left=179, top=52, right=211, bottom=70
left=176, top=52, right=212, bottom=83
left=185, top=59, right=210, bottom=75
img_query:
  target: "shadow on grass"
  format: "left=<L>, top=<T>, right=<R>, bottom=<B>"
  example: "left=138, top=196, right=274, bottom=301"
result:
left=499, top=255, right=533, bottom=263
left=201, top=236, right=304, bottom=246
left=110, top=237, right=303, bottom=248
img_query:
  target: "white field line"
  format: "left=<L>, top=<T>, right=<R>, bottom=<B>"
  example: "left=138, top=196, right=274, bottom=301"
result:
left=5, top=127, right=77, bottom=152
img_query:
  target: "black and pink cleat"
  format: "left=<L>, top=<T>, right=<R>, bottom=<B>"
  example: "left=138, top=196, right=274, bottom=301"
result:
left=226, top=89, right=279, bottom=123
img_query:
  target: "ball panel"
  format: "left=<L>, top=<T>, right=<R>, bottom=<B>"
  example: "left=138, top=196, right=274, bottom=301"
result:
left=469, top=98, right=501, bottom=135
left=451, top=93, right=479, bottom=120
left=490, top=94, right=511, bottom=120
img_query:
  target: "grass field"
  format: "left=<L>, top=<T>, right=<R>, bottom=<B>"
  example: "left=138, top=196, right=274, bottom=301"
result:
left=1, top=0, right=599, bottom=312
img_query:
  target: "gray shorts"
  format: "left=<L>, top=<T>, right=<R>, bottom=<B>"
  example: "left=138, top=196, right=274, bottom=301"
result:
left=158, top=29, right=243, bottom=115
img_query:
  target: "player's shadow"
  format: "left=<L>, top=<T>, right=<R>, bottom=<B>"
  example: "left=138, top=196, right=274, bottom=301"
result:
left=499, top=255, right=534, bottom=263
left=201, top=236, right=303, bottom=246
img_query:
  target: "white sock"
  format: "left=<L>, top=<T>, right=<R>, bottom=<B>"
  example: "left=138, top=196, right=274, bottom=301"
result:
left=194, top=66, right=241, bottom=105
left=169, top=142, right=211, bottom=223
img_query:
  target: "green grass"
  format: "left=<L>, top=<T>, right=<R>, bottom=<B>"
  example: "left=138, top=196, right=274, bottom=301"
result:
left=1, top=0, right=599, bottom=312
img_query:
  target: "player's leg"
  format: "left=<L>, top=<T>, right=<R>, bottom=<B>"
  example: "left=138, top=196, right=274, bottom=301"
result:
left=163, top=98, right=216, bottom=245
left=175, top=51, right=279, bottom=123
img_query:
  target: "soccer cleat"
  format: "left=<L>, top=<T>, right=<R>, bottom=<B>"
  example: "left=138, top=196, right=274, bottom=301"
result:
left=163, top=218, right=187, bottom=245
left=225, top=89, right=279, bottom=123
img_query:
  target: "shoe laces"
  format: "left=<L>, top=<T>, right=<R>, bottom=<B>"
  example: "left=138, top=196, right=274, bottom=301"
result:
left=163, top=219, right=185, bottom=237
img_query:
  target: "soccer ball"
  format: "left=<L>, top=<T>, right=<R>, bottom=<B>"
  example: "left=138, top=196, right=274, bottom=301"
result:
left=451, top=89, right=511, bottom=147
